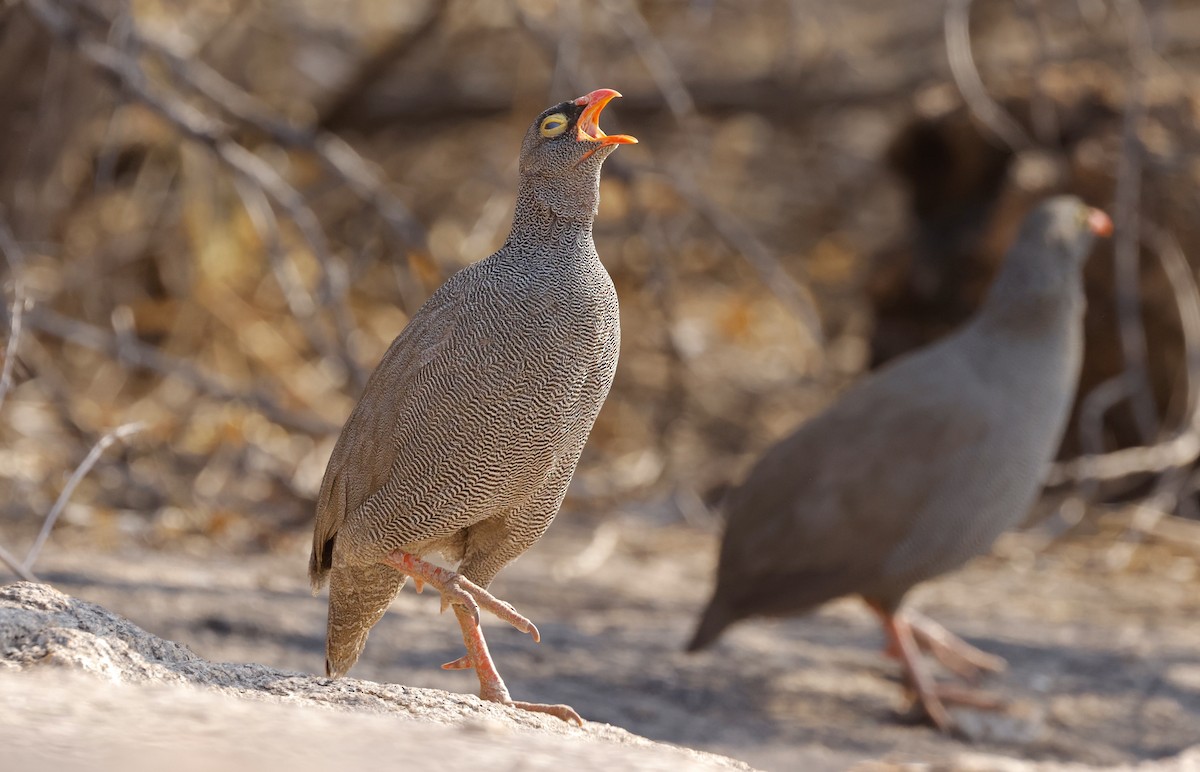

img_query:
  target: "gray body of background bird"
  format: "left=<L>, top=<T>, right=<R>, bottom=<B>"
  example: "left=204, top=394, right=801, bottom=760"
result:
left=688, top=196, right=1112, bottom=731
left=309, top=89, right=635, bottom=723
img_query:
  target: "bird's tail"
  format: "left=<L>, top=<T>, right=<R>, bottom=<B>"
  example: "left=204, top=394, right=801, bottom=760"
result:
left=686, top=595, right=734, bottom=652
left=324, top=561, right=406, bottom=678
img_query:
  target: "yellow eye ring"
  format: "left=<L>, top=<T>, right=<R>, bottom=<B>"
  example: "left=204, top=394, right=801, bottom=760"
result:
left=539, top=113, right=568, bottom=138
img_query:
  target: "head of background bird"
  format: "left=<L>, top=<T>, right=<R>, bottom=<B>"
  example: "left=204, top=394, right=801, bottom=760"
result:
left=993, top=194, right=1112, bottom=304
left=516, top=89, right=637, bottom=221
left=1019, top=195, right=1113, bottom=268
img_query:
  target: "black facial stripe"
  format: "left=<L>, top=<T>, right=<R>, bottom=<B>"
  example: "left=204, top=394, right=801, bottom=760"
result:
left=538, top=101, right=584, bottom=128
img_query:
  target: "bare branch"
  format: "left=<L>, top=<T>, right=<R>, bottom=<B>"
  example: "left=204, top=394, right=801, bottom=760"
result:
left=0, top=216, right=29, bottom=416
left=661, top=169, right=825, bottom=352
left=944, top=0, right=1034, bottom=152
left=1108, top=0, right=1160, bottom=443
left=0, top=288, right=25, bottom=416
left=24, top=0, right=370, bottom=390
left=75, top=0, right=430, bottom=254
left=1012, top=0, right=1060, bottom=145
left=80, top=0, right=431, bottom=309
left=231, top=176, right=347, bottom=377
left=316, top=1, right=447, bottom=132
left=0, top=542, right=38, bottom=583
left=597, top=0, right=697, bottom=121
left=24, top=305, right=337, bottom=436
left=22, top=422, right=145, bottom=573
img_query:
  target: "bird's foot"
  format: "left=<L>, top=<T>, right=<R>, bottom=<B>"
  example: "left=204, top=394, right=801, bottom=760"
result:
left=899, top=681, right=1009, bottom=735
left=905, top=610, right=1006, bottom=681
left=877, top=608, right=1009, bottom=734
left=448, top=605, right=584, bottom=726
left=383, top=550, right=541, bottom=642
left=506, top=700, right=584, bottom=726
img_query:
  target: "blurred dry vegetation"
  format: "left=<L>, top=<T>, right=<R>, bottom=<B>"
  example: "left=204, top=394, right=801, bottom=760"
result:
left=2, top=0, right=1200, bottom=574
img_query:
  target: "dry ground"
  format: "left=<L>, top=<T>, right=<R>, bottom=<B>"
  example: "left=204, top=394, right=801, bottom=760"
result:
left=19, top=511, right=1200, bottom=771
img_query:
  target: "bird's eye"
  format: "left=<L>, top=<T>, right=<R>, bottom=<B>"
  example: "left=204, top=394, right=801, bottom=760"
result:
left=539, top=113, right=569, bottom=138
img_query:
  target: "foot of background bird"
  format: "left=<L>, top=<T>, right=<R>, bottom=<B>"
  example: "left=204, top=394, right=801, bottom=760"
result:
left=886, top=612, right=1010, bottom=733
left=382, top=549, right=541, bottom=642
left=441, top=654, right=472, bottom=670
left=880, top=610, right=955, bottom=732
left=929, top=682, right=1007, bottom=711
left=905, top=610, right=1006, bottom=680
left=897, top=680, right=1010, bottom=737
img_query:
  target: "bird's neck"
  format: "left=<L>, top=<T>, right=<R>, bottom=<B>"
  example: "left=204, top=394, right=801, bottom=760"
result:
left=503, top=177, right=599, bottom=257
left=971, top=243, right=1084, bottom=338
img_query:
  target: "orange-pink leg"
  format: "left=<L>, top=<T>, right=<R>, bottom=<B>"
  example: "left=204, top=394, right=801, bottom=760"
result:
left=879, top=610, right=954, bottom=731
left=904, top=609, right=1006, bottom=680
left=450, top=604, right=582, bottom=725
left=867, top=600, right=1006, bottom=732
left=383, top=551, right=540, bottom=640
left=382, top=550, right=582, bottom=725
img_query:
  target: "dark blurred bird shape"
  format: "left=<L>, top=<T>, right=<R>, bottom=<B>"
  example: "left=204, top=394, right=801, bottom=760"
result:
left=689, top=196, right=1112, bottom=732
left=310, top=89, right=635, bottom=724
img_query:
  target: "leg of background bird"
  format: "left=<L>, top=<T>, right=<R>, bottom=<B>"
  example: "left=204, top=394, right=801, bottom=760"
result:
left=865, top=598, right=905, bottom=660
left=450, top=605, right=584, bottom=725
left=905, top=609, right=1006, bottom=680
left=382, top=550, right=541, bottom=641
left=866, top=600, right=1003, bottom=681
left=878, top=611, right=954, bottom=732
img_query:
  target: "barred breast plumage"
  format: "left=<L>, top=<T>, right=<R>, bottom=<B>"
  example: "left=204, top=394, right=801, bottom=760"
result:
left=309, top=89, right=635, bottom=724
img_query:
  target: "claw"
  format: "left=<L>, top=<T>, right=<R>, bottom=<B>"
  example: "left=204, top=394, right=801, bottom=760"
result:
left=867, top=599, right=1009, bottom=732
left=380, top=550, right=576, bottom=723
left=508, top=700, right=584, bottom=726
left=413, top=577, right=425, bottom=594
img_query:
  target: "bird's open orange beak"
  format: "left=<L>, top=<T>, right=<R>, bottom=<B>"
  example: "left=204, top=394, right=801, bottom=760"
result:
left=1087, top=208, right=1113, bottom=237
left=574, top=88, right=637, bottom=161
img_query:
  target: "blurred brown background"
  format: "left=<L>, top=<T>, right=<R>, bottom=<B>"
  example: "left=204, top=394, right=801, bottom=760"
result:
left=1, top=0, right=1199, bottom=573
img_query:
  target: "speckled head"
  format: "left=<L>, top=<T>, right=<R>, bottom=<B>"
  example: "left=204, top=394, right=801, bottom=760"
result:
left=1016, top=195, right=1112, bottom=267
left=516, top=89, right=637, bottom=220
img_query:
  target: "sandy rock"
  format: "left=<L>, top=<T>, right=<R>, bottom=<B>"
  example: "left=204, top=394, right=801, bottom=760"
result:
left=0, top=581, right=754, bottom=772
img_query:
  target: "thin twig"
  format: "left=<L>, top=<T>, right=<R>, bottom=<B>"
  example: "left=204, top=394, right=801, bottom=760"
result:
left=22, top=422, right=145, bottom=572
left=1108, top=0, right=1160, bottom=443
left=1012, top=0, right=1060, bottom=145
left=662, top=169, right=825, bottom=351
left=944, top=0, right=1034, bottom=151
left=76, top=0, right=431, bottom=309
left=316, top=1, right=447, bottom=132
left=0, top=215, right=29, bottom=416
left=71, top=0, right=429, bottom=251
left=24, top=0, right=370, bottom=390
left=549, top=0, right=582, bottom=98
left=231, top=177, right=344, bottom=372
left=0, top=542, right=38, bottom=582
left=597, top=0, right=697, bottom=121
left=601, top=0, right=820, bottom=349
left=24, top=305, right=337, bottom=435
left=0, top=288, right=25, bottom=416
